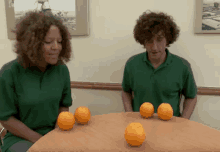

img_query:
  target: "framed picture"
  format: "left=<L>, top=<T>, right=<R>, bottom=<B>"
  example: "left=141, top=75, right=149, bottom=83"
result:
left=4, top=0, right=89, bottom=40
left=195, top=0, right=220, bottom=34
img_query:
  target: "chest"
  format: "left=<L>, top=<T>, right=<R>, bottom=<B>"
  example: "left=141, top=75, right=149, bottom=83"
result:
left=14, top=70, right=64, bottom=106
left=131, top=64, right=184, bottom=95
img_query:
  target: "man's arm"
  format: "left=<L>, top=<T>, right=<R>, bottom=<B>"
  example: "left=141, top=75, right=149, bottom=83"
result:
left=181, top=96, right=197, bottom=119
left=55, top=107, right=69, bottom=128
left=122, top=90, right=133, bottom=112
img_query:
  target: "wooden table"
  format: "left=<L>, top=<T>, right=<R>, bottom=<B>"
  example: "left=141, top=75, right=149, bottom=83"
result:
left=28, top=112, right=220, bottom=152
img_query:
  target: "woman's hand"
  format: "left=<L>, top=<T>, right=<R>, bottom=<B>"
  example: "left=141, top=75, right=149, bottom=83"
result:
left=30, top=133, right=43, bottom=143
left=55, top=107, right=69, bottom=129
left=55, top=123, right=59, bottom=129
left=0, top=116, right=43, bottom=144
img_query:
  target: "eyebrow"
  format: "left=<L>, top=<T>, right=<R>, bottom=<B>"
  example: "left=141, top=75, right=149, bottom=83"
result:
left=156, top=34, right=164, bottom=37
left=46, top=37, right=62, bottom=40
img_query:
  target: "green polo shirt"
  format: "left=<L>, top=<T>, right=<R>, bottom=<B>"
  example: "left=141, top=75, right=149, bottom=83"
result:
left=0, top=58, right=72, bottom=152
left=122, top=48, right=197, bottom=116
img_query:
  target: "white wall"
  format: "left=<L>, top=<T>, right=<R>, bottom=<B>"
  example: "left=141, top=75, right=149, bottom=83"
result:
left=1, top=0, right=220, bottom=131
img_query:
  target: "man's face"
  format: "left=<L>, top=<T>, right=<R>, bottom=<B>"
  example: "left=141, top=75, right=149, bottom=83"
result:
left=145, top=31, right=167, bottom=62
left=42, top=25, right=62, bottom=66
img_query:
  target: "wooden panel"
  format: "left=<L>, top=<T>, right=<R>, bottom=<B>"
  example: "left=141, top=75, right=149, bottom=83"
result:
left=71, top=81, right=220, bottom=96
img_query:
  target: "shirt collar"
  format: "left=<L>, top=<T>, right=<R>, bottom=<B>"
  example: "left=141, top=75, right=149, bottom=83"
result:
left=23, top=59, right=52, bottom=73
left=143, top=48, right=173, bottom=66
left=28, top=64, right=52, bottom=73
left=17, top=57, right=58, bottom=73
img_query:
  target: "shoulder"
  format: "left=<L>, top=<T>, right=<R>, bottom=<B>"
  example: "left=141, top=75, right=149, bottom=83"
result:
left=126, top=52, right=146, bottom=66
left=171, top=53, right=191, bottom=68
left=0, top=58, right=20, bottom=79
left=170, top=53, right=193, bottom=76
left=54, top=63, right=70, bottom=75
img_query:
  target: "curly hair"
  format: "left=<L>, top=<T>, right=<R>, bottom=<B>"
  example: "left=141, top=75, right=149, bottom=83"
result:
left=12, top=10, right=73, bottom=69
left=133, top=10, right=180, bottom=48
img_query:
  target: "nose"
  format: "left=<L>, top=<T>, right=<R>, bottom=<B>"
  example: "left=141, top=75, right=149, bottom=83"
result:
left=151, top=40, right=158, bottom=50
left=52, top=41, right=59, bottom=49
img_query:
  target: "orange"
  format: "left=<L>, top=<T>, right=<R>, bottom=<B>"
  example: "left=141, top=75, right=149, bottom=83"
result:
left=139, top=102, right=154, bottom=118
left=74, top=106, right=91, bottom=125
left=157, top=103, right=173, bottom=121
left=57, top=111, right=75, bottom=131
left=124, top=122, right=146, bottom=147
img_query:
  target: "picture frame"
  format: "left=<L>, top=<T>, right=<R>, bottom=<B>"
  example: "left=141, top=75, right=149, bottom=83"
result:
left=4, top=0, right=89, bottom=40
left=195, top=0, right=220, bottom=34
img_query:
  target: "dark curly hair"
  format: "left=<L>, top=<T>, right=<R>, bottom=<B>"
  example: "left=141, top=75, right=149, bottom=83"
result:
left=12, top=10, right=73, bottom=69
left=133, top=10, right=180, bottom=48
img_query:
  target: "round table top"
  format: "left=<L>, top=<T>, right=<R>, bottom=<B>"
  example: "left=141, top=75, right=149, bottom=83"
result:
left=28, top=112, right=220, bottom=152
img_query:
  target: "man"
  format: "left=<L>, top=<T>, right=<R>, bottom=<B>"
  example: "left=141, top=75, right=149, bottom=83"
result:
left=122, top=10, right=197, bottom=119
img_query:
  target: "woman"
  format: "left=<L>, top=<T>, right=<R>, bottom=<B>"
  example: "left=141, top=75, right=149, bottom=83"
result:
left=0, top=10, right=73, bottom=152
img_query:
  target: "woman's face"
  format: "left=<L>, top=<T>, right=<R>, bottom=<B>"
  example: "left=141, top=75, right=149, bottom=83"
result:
left=42, top=25, right=62, bottom=66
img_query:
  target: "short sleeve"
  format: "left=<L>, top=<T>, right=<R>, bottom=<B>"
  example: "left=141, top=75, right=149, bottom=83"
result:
left=122, top=61, right=132, bottom=93
left=59, top=65, right=73, bottom=107
left=0, top=65, right=18, bottom=121
left=181, top=63, right=197, bottom=99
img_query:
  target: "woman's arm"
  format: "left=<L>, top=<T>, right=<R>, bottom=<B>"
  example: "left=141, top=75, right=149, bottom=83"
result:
left=58, top=107, right=69, bottom=113
left=55, top=107, right=70, bottom=128
left=0, top=116, right=43, bottom=143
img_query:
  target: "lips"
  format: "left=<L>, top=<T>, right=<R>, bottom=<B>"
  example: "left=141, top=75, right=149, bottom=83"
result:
left=48, top=54, right=58, bottom=58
